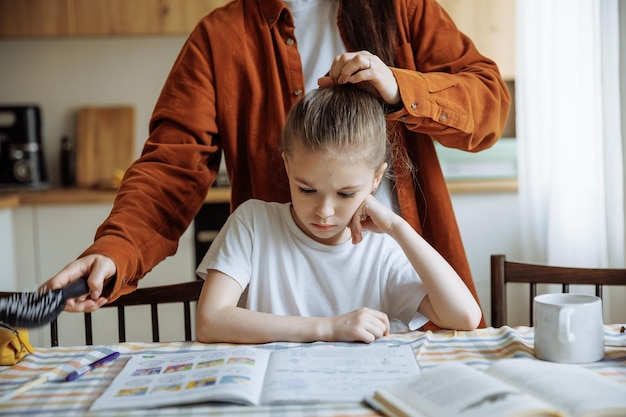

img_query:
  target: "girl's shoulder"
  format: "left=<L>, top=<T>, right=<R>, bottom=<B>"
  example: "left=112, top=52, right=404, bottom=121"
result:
left=233, top=199, right=290, bottom=222
left=236, top=199, right=288, bottom=211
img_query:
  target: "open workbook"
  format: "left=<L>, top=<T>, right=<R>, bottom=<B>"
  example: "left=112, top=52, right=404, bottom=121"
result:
left=366, top=358, right=626, bottom=417
left=90, top=344, right=418, bottom=411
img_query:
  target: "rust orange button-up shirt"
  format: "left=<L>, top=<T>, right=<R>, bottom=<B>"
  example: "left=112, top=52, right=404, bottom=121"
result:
left=83, top=0, right=510, bottom=328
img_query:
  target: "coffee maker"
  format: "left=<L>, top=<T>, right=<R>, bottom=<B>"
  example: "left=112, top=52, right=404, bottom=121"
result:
left=0, top=105, right=48, bottom=189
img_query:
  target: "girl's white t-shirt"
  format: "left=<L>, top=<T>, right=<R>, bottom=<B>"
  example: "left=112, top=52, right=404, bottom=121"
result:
left=196, top=199, right=428, bottom=330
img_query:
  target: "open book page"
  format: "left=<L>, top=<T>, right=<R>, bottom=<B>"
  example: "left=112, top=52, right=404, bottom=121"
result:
left=371, top=362, right=562, bottom=417
left=486, top=359, right=626, bottom=417
left=260, top=344, right=419, bottom=404
left=90, top=347, right=271, bottom=412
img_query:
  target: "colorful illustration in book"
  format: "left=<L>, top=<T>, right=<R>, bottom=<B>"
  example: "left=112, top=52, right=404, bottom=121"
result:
left=227, top=357, right=255, bottom=366
left=197, top=359, right=225, bottom=369
left=221, top=375, right=252, bottom=385
left=164, top=363, right=193, bottom=373
left=186, top=377, right=217, bottom=389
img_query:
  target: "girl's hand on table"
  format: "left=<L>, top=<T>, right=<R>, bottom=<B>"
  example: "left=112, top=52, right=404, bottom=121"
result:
left=327, top=307, right=390, bottom=343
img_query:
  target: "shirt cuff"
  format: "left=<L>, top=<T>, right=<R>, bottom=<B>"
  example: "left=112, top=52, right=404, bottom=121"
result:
left=408, top=312, right=430, bottom=331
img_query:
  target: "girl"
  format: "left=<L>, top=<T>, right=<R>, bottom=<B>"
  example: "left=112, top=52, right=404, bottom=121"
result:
left=195, top=86, right=481, bottom=344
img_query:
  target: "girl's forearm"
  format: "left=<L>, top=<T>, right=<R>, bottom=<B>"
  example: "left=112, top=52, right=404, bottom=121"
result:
left=390, top=217, right=482, bottom=329
left=197, top=307, right=329, bottom=344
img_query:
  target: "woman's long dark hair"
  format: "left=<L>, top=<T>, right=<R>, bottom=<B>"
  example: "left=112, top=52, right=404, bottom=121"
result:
left=338, top=0, right=398, bottom=66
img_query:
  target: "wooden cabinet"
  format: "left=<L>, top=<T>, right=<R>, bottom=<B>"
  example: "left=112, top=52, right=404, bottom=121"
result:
left=0, top=0, right=229, bottom=37
left=71, top=0, right=228, bottom=36
left=438, top=0, right=516, bottom=79
left=0, top=0, right=73, bottom=37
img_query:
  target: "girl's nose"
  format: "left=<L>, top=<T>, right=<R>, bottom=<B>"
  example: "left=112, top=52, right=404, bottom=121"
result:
left=315, top=197, right=334, bottom=220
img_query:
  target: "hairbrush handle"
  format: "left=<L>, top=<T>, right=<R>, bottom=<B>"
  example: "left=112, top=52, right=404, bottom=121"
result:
left=62, top=276, right=91, bottom=299
left=0, top=276, right=93, bottom=329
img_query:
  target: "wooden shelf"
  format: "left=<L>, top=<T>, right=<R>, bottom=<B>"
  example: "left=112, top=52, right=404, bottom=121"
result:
left=446, top=178, right=518, bottom=194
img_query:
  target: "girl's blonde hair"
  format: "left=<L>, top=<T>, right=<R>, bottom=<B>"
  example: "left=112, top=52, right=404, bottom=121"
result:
left=281, top=86, right=388, bottom=170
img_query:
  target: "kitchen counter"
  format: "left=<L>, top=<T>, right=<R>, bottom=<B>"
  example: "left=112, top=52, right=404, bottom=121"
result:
left=0, top=193, right=20, bottom=210
left=0, top=186, right=232, bottom=208
left=0, top=179, right=517, bottom=208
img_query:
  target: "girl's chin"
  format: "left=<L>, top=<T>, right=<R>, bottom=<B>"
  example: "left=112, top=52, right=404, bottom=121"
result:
left=306, top=227, right=350, bottom=244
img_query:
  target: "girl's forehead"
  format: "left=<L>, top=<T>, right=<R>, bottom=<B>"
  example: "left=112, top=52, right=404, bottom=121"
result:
left=289, top=145, right=367, bottom=165
left=287, top=148, right=376, bottom=185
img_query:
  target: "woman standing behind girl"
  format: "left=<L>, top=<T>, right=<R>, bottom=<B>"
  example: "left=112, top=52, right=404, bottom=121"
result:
left=195, top=86, right=481, bottom=344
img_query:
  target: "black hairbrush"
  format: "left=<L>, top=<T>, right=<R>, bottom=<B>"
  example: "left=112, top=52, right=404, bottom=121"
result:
left=0, top=277, right=90, bottom=328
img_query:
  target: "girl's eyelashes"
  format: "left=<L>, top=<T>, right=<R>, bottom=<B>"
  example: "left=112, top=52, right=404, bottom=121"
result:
left=297, top=187, right=356, bottom=198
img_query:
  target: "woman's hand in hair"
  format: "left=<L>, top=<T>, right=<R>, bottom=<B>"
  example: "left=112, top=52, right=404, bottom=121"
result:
left=318, top=51, right=401, bottom=106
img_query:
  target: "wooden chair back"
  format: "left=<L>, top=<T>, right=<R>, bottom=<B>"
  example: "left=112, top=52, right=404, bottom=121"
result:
left=0, top=280, right=205, bottom=347
left=490, top=254, right=626, bottom=327
left=48, top=279, right=204, bottom=346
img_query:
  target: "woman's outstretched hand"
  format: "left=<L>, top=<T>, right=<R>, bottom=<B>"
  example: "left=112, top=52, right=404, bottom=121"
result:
left=43, top=254, right=115, bottom=312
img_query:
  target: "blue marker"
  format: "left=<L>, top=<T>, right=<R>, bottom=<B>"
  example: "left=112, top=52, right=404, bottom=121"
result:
left=66, top=351, right=120, bottom=382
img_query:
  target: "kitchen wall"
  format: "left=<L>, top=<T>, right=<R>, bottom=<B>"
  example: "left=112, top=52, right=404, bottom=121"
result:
left=0, top=36, right=188, bottom=186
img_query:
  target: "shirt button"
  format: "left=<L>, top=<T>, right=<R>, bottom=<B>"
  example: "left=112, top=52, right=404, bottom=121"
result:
left=286, top=38, right=294, bottom=46
left=294, top=89, right=303, bottom=96
left=410, top=103, right=417, bottom=110
left=440, top=113, right=448, bottom=121
left=400, top=116, right=407, bottom=121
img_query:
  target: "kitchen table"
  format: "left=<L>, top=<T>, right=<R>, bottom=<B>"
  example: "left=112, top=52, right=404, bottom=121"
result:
left=1, top=325, right=624, bottom=416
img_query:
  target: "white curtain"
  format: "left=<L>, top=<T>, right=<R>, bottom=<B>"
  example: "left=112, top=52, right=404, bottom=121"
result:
left=516, top=0, right=624, bottom=268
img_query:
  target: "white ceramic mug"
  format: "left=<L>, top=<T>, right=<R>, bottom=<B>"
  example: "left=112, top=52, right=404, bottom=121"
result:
left=533, top=293, right=605, bottom=363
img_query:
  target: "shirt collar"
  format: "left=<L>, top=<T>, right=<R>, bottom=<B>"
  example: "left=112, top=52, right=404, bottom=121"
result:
left=259, top=0, right=290, bottom=28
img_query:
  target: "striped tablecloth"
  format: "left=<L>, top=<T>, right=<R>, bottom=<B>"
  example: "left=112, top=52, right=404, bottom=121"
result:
left=1, top=325, right=624, bottom=416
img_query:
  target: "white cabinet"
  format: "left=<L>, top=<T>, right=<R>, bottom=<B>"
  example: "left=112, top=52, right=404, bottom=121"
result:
left=0, top=209, right=17, bottom=291
left=13, top=203, right=196, bottom=347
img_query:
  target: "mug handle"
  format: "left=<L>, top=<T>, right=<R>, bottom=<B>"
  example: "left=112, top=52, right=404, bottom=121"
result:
left=558, top=307, right=575, bottom=342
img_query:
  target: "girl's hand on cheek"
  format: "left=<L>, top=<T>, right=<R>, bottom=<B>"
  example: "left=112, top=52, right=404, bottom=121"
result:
left=350, top=195, right=395, bottom=244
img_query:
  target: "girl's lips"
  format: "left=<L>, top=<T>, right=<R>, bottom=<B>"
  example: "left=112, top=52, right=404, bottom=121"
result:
left=311, top=223, right=335, bottom=231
